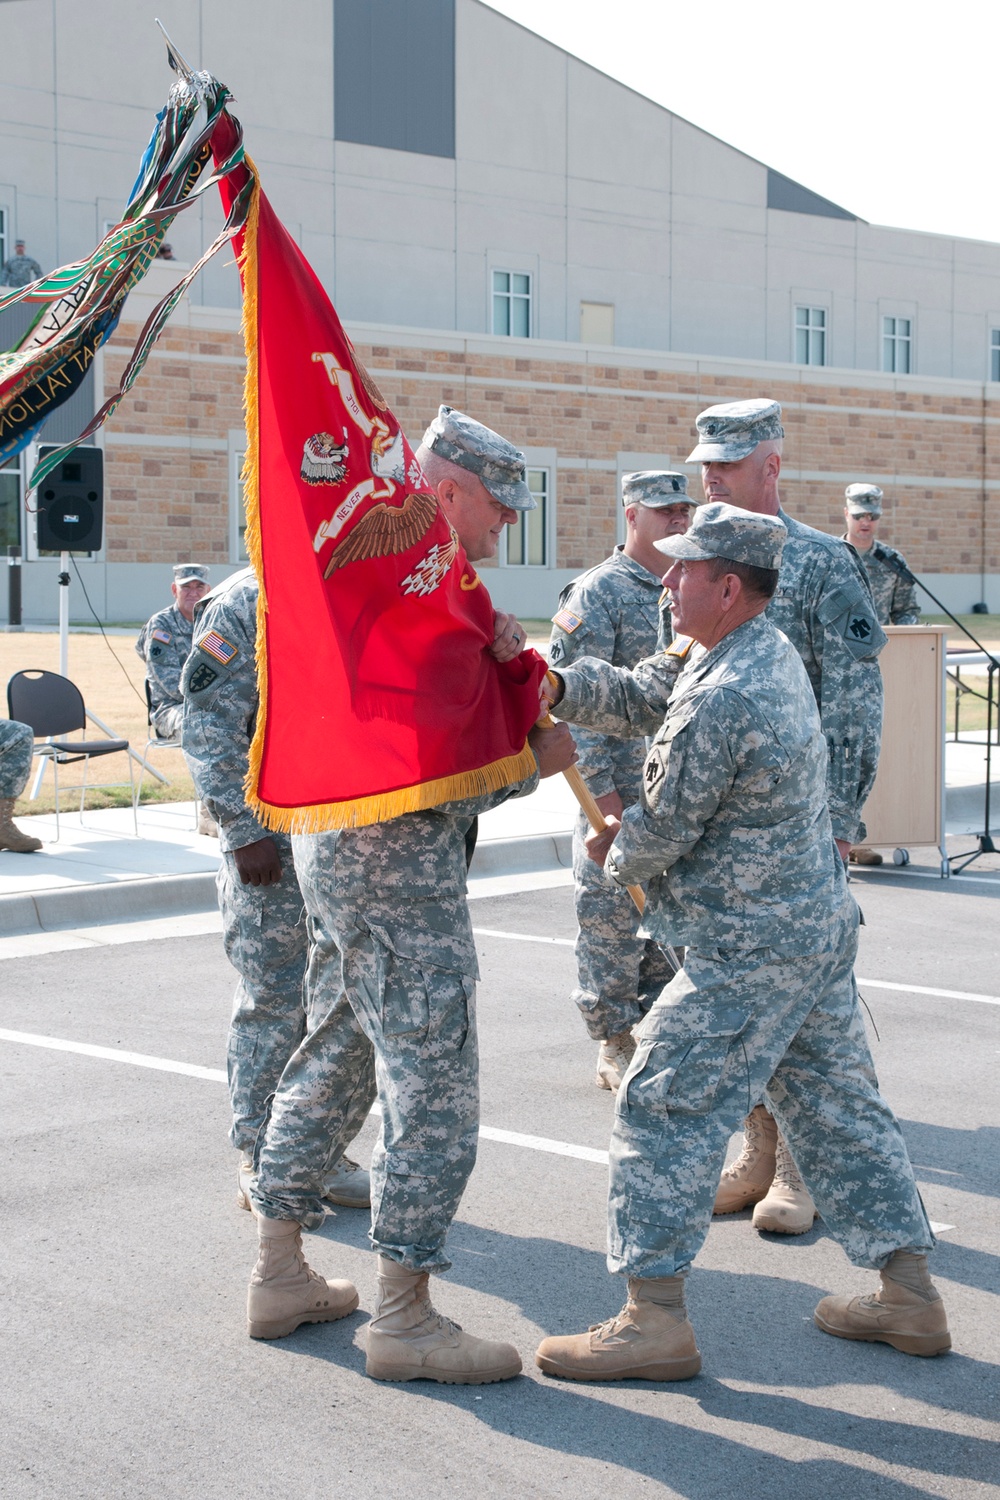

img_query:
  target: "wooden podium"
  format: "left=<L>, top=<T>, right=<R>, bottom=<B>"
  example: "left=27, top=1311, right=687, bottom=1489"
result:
left=860, top=625, right=949, bottom=875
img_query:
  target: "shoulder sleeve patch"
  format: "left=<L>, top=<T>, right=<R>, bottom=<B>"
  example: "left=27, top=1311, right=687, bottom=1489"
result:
left=198, top=631, right=239, bottom=666
left=151, top=628, right=172, bottom=644
left=188, top=662, right=219, bottom=694
left=552, top=608, right=583, bottom=634
left=665, top=634, right=695, bottom=660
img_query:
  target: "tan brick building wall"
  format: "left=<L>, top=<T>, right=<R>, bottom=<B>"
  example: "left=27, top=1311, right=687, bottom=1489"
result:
left=92, top=297, right=1000, bottom=618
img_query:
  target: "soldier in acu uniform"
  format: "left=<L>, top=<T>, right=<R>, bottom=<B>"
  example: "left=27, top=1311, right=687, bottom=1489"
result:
left=242, top=407, right=577, bottom=1386
left=0, top=719, right=42, bottom=852
left=841, top=482, right=921, bottom=866
left=686, top=400, right=886, bottom=1236
left=549, top=471, right=695, bottom=1091
left=535, top=504, right=948, bottom=1382
left=181, top=567, right=373, bottom=1213
left=842, top=483, right=921, bottom=628
left=136, top=563, right=211, bottom=739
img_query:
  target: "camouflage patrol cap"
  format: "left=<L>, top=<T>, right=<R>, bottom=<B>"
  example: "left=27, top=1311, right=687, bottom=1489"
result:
left=655, top=501, right=786, bottom=570
left=173, top=563, right=209, bottom=584
left=687, top=399, right=784, bottom=463
left=421, top=405, right=535, bottom=511
left=621, top=470, right=695, bottom=509
left=845, top=483, right=884, bottom=518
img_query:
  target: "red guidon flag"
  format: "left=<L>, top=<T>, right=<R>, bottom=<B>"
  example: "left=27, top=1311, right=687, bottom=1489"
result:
left=213, top=124, right=545, bottom=831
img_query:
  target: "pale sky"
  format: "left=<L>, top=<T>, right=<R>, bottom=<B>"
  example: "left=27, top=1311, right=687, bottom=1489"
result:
left=485, top=0, right=1000, bottom=246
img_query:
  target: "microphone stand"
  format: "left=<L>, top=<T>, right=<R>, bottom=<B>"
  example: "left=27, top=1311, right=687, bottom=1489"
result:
left=888, top=554, right=999, bottom=873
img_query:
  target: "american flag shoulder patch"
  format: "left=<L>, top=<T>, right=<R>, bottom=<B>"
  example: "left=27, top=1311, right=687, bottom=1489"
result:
left=665, top=634, right=695, bottom=660
left=198, top=631, right=238, bottom=666
left=151, top=628, right=171, bottom=644
left=552, top=608, right=583, bottom=634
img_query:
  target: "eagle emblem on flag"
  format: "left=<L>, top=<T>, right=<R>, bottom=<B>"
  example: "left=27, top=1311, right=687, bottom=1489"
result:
left=300, top=430, right=350, bottom=486
left=323, top=489, right=438, bottom=578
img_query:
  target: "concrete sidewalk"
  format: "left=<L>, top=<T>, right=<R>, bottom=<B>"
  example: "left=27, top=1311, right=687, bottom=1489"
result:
left=0, top=774, right=579, bottom=938
left=1, top=737, right=997, bottom=939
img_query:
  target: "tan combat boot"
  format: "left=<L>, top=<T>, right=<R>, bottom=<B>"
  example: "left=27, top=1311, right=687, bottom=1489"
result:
left=535, top=1275, right=701, bottom=1382
left=850, top=846, right=883, bottom=866
left=246, top=1214, right=359, bottom=1339
left=814, top=1251, right=951, bottom=1357
left=365, top=1254, right=521, bottom=1384
left=323, top=1155, right=371, bottom=1208
left=196, top=802, right=218, bottom=837
left=238, top=1153, right=370, bottom=1214
left=596, top=1028, right=636, bottom=1091
left=713, top=1104, right=777, bottom=1214
left=0, top=797, right=42, bottom=853
left=752, top=1131, right=817, bottom=1234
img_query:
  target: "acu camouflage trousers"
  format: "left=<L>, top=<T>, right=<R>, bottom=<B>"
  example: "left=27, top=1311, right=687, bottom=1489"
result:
left=610, top=903, right=934, bottom=1278
left=219, top=833, right=311, bottom=1153
left=0, top=720, right=34, bottom=799
left=572, top=807, right=674, bottom=1039
left=254, top=831, right=478, bottom=1273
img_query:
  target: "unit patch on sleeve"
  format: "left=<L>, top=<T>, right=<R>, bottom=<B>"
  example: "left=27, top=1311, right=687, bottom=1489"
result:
left=198, top=631, right=239, bottom=666
left=552, top=608, right=583, bottom=634
left=188, top=662, right=219, bottom=694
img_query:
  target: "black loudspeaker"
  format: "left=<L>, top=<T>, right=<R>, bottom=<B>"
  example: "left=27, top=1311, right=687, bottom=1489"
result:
left=36, top=446, right=103, bottom=552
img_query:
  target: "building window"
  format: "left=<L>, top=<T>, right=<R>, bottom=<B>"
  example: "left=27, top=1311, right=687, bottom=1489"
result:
left=580, top=301, right=614, bottom=345
left=502, top=467, right=548, bottom=566
left=991, top=329, right=1000, bottom=382
left=492, top=270, right=531, bottom=338
left=0, top=454, right=21, bottom=551
left=795, top=305, right=827, bottom=365
left=230, top=446, right=249, bottom=562
left=883, top=316, right=912, bottom=374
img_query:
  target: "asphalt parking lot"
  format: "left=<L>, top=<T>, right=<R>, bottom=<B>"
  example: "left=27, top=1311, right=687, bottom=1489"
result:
left=2, top=871, right=999, bottom=1500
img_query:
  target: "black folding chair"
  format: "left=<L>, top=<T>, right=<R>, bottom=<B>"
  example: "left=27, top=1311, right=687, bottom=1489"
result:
left=7, top=669, right=137, bottom=838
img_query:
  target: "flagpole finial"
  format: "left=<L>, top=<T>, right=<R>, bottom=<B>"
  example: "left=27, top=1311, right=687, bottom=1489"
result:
left=155, top=18, right=197, bottom=81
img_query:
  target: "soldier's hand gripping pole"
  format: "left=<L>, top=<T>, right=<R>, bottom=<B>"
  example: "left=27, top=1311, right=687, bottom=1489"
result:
left=538, top=672, right=645, bottom=917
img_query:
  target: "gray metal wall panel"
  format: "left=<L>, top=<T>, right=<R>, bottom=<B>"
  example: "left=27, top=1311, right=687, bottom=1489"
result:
left=335, top=0, right=455, bottom=158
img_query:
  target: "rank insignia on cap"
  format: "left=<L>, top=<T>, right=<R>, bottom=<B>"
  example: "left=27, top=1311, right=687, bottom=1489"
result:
left=198, top=632, right=238, bottom=665
left=152, top=628, right=171, bottom=644
left=552, top=608, right=583, bottom=634
left=665, top=634, right=695, bottom=659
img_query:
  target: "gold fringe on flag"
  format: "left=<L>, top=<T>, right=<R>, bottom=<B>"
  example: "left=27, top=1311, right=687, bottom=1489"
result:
left=235, top=165, right=538, bottom=833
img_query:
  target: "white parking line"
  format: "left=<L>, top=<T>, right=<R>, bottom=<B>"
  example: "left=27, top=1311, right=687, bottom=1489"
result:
left=857, top=978, right=1000, bottom=1007
left=0, top=1026, right=958, bottom=1229
left=0, top=1028, right=227, bottom=1082
left=473, top=927, right=574, bottom=946
left=473, top=930, right=1000, bottom=1007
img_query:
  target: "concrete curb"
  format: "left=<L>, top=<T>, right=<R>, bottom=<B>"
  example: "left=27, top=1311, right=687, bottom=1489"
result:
left=0, top=871, right=220, bottom=938
left=469, top=831, right=573, bottom=878
left=0, top=832, right=575, bottom=938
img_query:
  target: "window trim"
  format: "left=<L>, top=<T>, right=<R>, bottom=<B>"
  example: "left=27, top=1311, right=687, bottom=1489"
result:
left=882, top=314, right=913, bottom=375
left=228, top=432, right=249, bottom=563
left=990, top=327, right=1000, bottom=383
left=794, top=303, right=828, bottom=367
left=491, top=267, right=533, bottom=339
left=498, top=447, right=556, bottom=569
left=0, top=446, right=23, bottom=554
